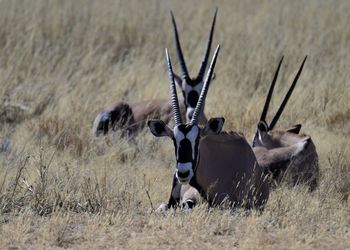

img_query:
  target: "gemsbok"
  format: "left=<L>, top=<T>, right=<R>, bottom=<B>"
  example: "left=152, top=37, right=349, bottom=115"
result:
left=92, top=9, right=218, bottom=137
left=170, top=8, right=218, bottom=123
left=252, top=56, right=319, bottom=191
left=148, top=46, right=269, bottom=210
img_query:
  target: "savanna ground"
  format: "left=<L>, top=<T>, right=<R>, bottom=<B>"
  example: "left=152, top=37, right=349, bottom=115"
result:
left=0, top=0, right=349, bottom=249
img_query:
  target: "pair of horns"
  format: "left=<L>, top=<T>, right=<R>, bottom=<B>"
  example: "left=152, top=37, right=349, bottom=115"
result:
left=260, top=56, right=307, bottom=130
left=171, top=8, right=218, bottom=81
left=166, top=45, right=220, bottom=126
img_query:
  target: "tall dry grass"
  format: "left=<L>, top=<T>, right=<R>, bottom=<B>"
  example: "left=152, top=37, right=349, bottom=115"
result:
left=0, top=0, right=349, bottom=249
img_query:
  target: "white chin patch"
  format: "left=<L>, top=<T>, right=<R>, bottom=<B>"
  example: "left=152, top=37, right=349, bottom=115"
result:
left=176, top=162, right=194, bottom=184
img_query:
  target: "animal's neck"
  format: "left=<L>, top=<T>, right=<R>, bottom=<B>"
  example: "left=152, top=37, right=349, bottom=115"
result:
left=189, top=151, right=206, bottom=199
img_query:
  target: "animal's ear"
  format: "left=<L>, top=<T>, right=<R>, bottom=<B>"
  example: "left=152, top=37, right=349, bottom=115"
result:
left=202, top=117, right=225, bottom=136
left=286, top=124, right=302, bottom=134
left=257, top=120, right=269, bottom=133
left=147, top=119, right=173, bottom=138
left=252, top=121, right=270, bottom=146
left=92, top=111, right=111, bottom=137
left=173, top=73, right=183, bottom=90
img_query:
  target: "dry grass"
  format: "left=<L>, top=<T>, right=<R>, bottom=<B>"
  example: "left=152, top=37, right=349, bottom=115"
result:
left=0, top=0, right=349, bottom=249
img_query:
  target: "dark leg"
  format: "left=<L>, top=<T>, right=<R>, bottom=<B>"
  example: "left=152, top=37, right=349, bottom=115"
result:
left=166, top=174, right=181, bottom=209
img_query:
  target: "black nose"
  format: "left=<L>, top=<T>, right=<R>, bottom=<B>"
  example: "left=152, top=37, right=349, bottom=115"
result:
left=177, top=170, right=190, bottom=178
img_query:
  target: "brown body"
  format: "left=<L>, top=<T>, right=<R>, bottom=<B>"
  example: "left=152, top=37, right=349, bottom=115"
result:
left=196, top=132, right=269, bottom=208
left=159, top=132, right=270, bottom=210
left=92, top=94, right=188, bottom=137
left=92, top=73, right=209, bottom=137
left=253, top=127, right=319, bottom=191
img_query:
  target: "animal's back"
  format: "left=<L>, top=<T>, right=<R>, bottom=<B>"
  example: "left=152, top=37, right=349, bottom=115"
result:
left=255, top=132, right=319, bottom=191
left=285, top=138, right=319, bottom=191
left=130, top=97, right=186, bottom=128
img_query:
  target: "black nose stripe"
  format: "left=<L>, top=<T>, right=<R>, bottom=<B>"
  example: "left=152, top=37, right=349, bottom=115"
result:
left=188, top=91, right=199, bottom=107
left=178, top=139, right=192, bottom=162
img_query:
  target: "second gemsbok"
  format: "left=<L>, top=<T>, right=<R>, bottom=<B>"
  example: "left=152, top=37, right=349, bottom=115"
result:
left=92, top=9, right=218, bottom=137
left=252, top=56, right=319, bottom=191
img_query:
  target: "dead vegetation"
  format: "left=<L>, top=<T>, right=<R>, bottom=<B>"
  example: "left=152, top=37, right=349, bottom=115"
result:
left=0, top=0, right=349, bottom=249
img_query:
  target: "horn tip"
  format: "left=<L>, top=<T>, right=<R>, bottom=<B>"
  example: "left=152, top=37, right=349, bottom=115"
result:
left=170, top=10, right=175, bottom=20
left=279, top=56, right=284, bottom=64
left=299, top=56, right=308, bottom=69
left=165, top=48, right=170, bottom=60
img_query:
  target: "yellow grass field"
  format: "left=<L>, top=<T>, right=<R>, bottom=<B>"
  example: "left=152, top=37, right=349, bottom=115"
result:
left=0, top=0, right=349, bottom=249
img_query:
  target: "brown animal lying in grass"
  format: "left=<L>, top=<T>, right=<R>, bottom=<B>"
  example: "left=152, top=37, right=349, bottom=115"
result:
left=252, top=56, right=319, bottom=191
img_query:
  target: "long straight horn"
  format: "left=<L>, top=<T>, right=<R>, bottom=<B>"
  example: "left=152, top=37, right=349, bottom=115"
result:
left=170, top=11, right=190, bottom=81
left=166, top=48, right=182, bottom=126
left=269, top=56, right=307, bottom=130
left=197, top=7, right=218, bottom=80
left=191, top=45, right=220, bottom=125
left=259, top=56, right=284, bottom=122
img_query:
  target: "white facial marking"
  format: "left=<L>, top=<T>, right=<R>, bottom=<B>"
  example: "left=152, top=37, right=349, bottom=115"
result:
left=184, top=81, right=204, bottom=94
left=174, top=126, right=185, bottom=159
left=194, top=82, right=204, bottom=94
left=184, top=82, right=204, bottom=105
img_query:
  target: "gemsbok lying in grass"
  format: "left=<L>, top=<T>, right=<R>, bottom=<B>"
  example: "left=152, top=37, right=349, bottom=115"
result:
left=252, top=56, right=319, bottom=191
left=148, top=46, right=269, bottom=210
left=92, top=9, right=218, bottom=137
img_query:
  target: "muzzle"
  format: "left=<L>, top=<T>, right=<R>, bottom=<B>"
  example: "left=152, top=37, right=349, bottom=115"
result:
left=176, top=162, right=194, bottom=184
